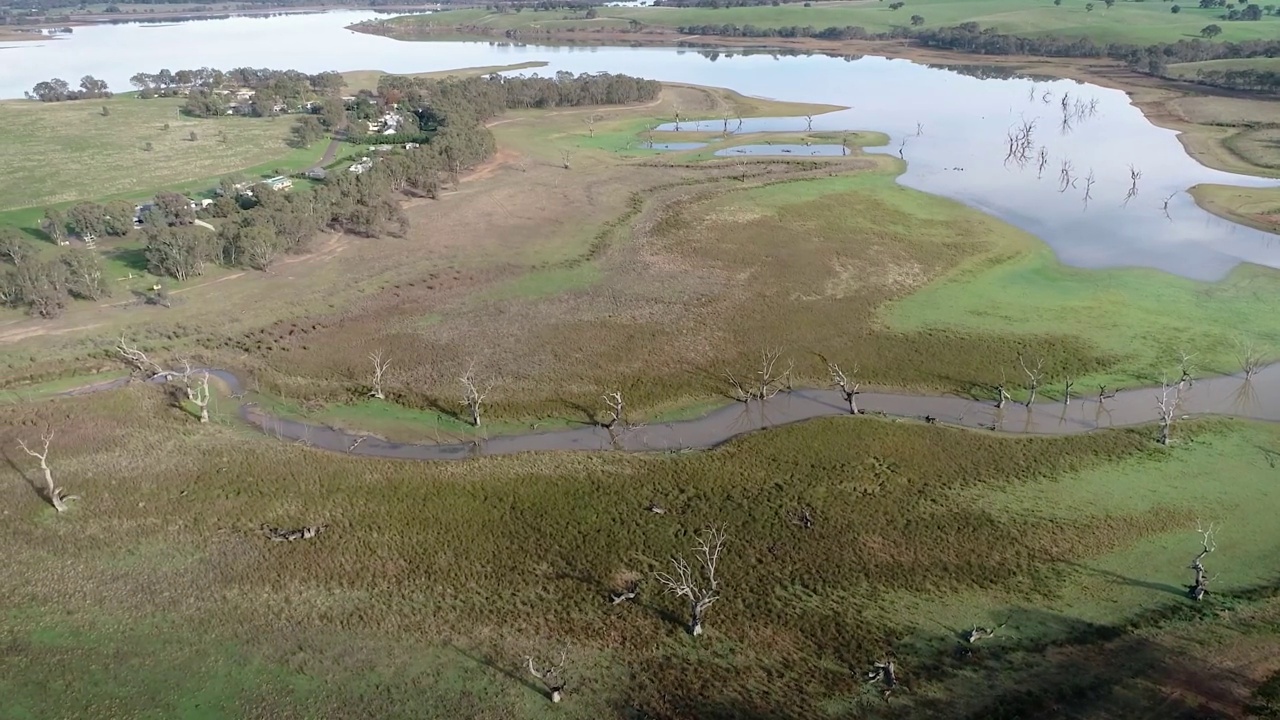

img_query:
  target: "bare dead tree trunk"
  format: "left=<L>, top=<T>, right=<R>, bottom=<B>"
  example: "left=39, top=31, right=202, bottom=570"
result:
left=827, top=361, right=860, bottom=414
left=1123, top=164, right=1142, bottom=207
left=1082, top=169, right=1096, bottom=207
left=600, top=391, right=625, bottom=430
left=526, top=653, right=567, bottom=703
left=655, top=527, right=726, bottom=638
left=1155, top=377, right=1181, bottom=446
left=1036, top=146, right=1049, bottom=178
left=191, top=370, right=211, bottom=423
left=1018, top=353, right=1045, bottom=407
left=724, top=349, right=792, bottom=404
left=459, top=362, right=491, bottom=428
left=368, top=349, right=391, bottom=400
left=17, top=429, right=76, bottom=512
left=1058, top=159, right=1075, bottom=192
left=560, top=149, right=572, bottom=170
left=916, top=122, right=923, bottom=136
left=1063, top=378, right=1074, bottom=406
left=1187, top=521, right=1216, bottom=601
left=805, top=114, right=813, bottom=132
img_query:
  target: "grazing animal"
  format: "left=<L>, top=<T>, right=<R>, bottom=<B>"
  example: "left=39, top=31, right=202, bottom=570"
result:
left=261, top=523, right=327, bottom=542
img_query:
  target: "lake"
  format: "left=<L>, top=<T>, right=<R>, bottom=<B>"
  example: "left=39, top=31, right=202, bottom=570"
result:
left=2, top=10, right=1277, bottom=281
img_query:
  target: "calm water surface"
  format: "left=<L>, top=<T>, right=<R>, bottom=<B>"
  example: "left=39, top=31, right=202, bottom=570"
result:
left=2, top=10, right=1277, bottom=280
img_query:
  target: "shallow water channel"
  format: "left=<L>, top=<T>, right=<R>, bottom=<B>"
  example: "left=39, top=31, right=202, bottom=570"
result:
left=59, top=364, right=1280, bottom=460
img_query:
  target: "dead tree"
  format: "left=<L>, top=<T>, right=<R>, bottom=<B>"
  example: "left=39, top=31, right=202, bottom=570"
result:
left=1018, top=353, right=1045, bottom=406
left=724, top=349, right=792, bottom=403
left=1155, top=377, right=1181, bottom=446
left=994, top=371, right=1012, bottom=410
left=735, top=155, right=749, bottom=182
left=916, top=121, right=923, bottom=136
left=17, top=429, right=77, bottom=512
left=116, top=335, right=166, bottom=379
left=458, top=362, right=491, bottom=428
left=805, top=114, right=814, bottom=132
left=526, top=652, right=567, bottom=703
left=600, top=391, right=626, bottom=430
left=1187, top=521, right=1216, bottom=601
left=584, top=114, right=599, bottom=138
left=1178, top=351, right=1197, bottom=389
left=185, top=367, right=212, bottom=423
left=827, top=361, right=861, bottom=414
left=1235, top=337, right=1265, bottom=381
left=368, top=349, right=391, bottom=400
left=654, top=527, right=726, bottom=637
left=1036, top=146, right=1050, bottom=178
left=1162, top=191, right=1176, bottom=220
left=866, top=659, right=898, bottom=702
left=792, top=506, right=814, bottom=530
left=560, top=149, right=573, bottom=170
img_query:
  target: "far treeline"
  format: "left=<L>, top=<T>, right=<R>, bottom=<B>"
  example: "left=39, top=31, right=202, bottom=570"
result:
left=659, top=21, right=1280, bottom=92
left=0, top=72, right=660, bottom=318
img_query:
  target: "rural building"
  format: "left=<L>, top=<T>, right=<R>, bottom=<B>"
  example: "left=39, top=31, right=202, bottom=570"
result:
left=306, top=167, right=328, bottom=180
left=348, top=157, right=373, bottom=174
left=264, top=176, right=293, bottom=191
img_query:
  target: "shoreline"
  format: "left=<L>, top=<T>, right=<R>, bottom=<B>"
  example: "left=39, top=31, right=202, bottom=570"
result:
left=350, top=23, right=1280, bottom=235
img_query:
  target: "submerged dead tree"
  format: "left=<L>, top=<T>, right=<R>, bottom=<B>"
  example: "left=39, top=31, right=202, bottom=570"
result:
left=459, top=361, right=492, bottom=428
left=655, top=527, right=726, bottom=637
left=17, top=429, right=77, bottom=513
left=368, top=349, right=391, bottom=400
left=1187, top=521, right=1216, bottom=601
left=827, top=361, right=861, bottom=414
left=1235, top=337, right=1266, bottom=381
left=1058, top=159, right=1075, bottom=192
left=526, top=652, right=567, bottom=703
left=1123, top=164, right=1142, bottom=206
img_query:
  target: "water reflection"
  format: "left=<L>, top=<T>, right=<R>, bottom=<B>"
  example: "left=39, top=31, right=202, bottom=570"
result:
left=1, top=11, right=1276, bottom=280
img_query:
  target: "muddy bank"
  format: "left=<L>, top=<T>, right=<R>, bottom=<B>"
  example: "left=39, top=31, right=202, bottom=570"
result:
left=62, top=364, right=1280, bottom=461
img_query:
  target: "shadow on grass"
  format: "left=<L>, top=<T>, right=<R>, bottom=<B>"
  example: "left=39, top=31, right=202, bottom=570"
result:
left=448, top=642, right=548, bottom=700
left=108, top=246, right=149, bottom=273
left=1068, top=562, right=1187, bottom=599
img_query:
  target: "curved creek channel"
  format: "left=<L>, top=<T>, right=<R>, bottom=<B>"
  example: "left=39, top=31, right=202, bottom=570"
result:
left=56, top=365, right=1280, bottom=460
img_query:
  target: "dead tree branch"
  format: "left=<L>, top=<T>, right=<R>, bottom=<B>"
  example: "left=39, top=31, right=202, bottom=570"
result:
left=1235, top=337, right=1266, bottom=381
left=654, top=527, right=726, bottom=637
left=116, top=334, right=166, bottom=379
left=866, top=659, right=898, bottom=702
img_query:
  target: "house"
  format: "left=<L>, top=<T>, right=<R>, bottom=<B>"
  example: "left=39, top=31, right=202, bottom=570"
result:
left=264, top=176, right=293, bottom=191
left=348, top=157, right=373, bottom=174
left=370, top=144, right=393, bottom=153
left=405, top=142, right=420, bottom=150
left=306, top=167, right=328, bottom=180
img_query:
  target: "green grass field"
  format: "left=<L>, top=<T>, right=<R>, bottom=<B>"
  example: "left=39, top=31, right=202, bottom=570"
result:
left=1, top=384, right=1278, bottom=718
left=385, top=0, right=1280, bottom=44
left=1167, top=56, right=1280, bottom=80
left=0, top=94, right=317, bottom=212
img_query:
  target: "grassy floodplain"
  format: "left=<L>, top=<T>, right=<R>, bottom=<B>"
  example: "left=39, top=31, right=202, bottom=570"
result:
left=2, top=385, right=1279, bottom=718
left=374, top=0, right=1280, bottom=44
